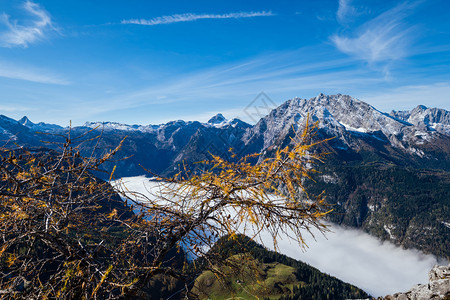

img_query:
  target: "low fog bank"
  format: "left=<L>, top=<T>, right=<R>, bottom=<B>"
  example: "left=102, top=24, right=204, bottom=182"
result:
left=115, top=176, right=446, bottom=297
left=255, top=224, right=445, bottom=297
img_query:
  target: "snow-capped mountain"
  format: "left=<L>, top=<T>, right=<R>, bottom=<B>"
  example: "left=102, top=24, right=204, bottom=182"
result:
left=1, top=94, right=449, bottom=171
left=390, top=105, right=450, bottom=135
left=83, top=121, right=162, bottom=132
left=0, top=93, right=449, bottom=258
left=207, top=113, right=227, bottom=125
left=243, top=94, right=449, bottom=159
left=83, top=113, right=245, bottom=133
left=77, top=93, right=449, bottom=162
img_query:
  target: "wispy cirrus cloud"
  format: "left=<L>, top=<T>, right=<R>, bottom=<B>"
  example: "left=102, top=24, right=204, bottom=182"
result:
left=0, top=60, right=69, bottom=85
left=336, top=0, right=359, bottom=23
left=121, top=11, right=274, bottom=26
left=0, top=104, right=34, bottom=113
left=360, top=82, right=450, bottom=111
left=332, top=1, right=418, bottom=64
left=0, top=1, right=55, bottom=48
left=75, top=49, right=380, bottom=123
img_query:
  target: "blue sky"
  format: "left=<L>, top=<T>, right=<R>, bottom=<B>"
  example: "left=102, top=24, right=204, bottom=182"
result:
left=0, top=0, right=449, bottom=126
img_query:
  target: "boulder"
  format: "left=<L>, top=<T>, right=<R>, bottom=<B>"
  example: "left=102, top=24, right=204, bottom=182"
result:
left=382, top=264, right=449, bottom=300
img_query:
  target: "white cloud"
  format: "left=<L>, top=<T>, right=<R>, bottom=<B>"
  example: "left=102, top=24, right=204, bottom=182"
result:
left=258, top=224, right=445, bottom=297
left=0, top=60, right=69, bottom=85
left=109, top=50, right=353, bottom=101
left=68, top=49, right=383, bottom=124
left=16, top=45, right=446, bottom=125
left=336, top=0, right=359, bottom=23
left=121, top=11, right=275, bottom=26
left=0, top=1, right=55, bottom=48
left=332, top=2, right=418, bottom=64
left=0, top=104, right=33, bottom=112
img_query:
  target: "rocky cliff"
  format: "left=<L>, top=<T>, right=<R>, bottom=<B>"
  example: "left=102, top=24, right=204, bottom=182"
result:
left=382, top=264, right=449, bottom=300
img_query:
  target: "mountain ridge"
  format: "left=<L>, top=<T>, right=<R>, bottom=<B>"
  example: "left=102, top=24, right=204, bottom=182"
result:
left=8, top=93, right=449, bottom=136
left=1, top=93, right=449, bottom=257
left=2, top=94, right=449, bottom=176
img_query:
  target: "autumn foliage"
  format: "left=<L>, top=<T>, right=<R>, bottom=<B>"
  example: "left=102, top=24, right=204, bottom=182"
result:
left=0, top=118, right=331, bottom=298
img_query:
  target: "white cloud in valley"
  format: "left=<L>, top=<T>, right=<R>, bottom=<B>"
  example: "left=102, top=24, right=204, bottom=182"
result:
left=116, top=176, right=446, bottom=298
left=256, top=224, right=444, bottom=297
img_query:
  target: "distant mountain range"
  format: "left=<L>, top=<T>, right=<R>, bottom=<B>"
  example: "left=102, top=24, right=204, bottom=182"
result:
left=1, top=93, right=449, bottom=258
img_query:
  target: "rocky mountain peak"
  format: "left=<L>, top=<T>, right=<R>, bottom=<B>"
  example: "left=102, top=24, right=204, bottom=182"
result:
left=18, top=116, right=34, bottom=127
left=244, top=93, right=450, bottom=158
left=404, top=105, right=450, bottom=135
left=207, top=113, right=226, bottom=125
left=411, top=104, right=428, bottom=113
left=279, top=94, right=397, bottom=134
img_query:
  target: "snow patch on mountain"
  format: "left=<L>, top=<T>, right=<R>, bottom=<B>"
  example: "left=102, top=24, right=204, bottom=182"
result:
left=0, top=126, right=16, bottom=140
left=83, top=121, right=161, bottom=132
left=339, top=122, right=369, bottom=133
left=84, top=114, right=250, bottom=135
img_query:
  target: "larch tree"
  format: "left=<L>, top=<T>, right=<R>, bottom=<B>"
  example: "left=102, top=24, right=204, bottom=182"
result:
left=0, top=118, right=332, bottom=299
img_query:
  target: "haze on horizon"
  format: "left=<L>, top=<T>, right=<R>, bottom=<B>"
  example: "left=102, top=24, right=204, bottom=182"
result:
left=1, top=0, right=449, bottom=126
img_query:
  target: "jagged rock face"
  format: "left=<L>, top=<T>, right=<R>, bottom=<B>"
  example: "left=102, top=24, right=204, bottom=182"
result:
left=1, top=94, right=449, bottom=174
left=7, top=94, right=447, bottom=164
left=391, top=105, right=450, bottom=136
left=430, top=265, right=450, bottom=281
left=1, top=93, right=449, bottom=175
left=18, top=116, right=33, bottom=127
left=290, top=94, right=404, bottom=135
left=383, top=264, right=450, bottom=300
left=243, top=94, right=449, bottom=161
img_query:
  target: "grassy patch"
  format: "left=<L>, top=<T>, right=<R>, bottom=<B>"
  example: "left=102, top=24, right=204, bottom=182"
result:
left=190, top=235, right=370, bottom=300
left=193, top=254, right=302, bottom=300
